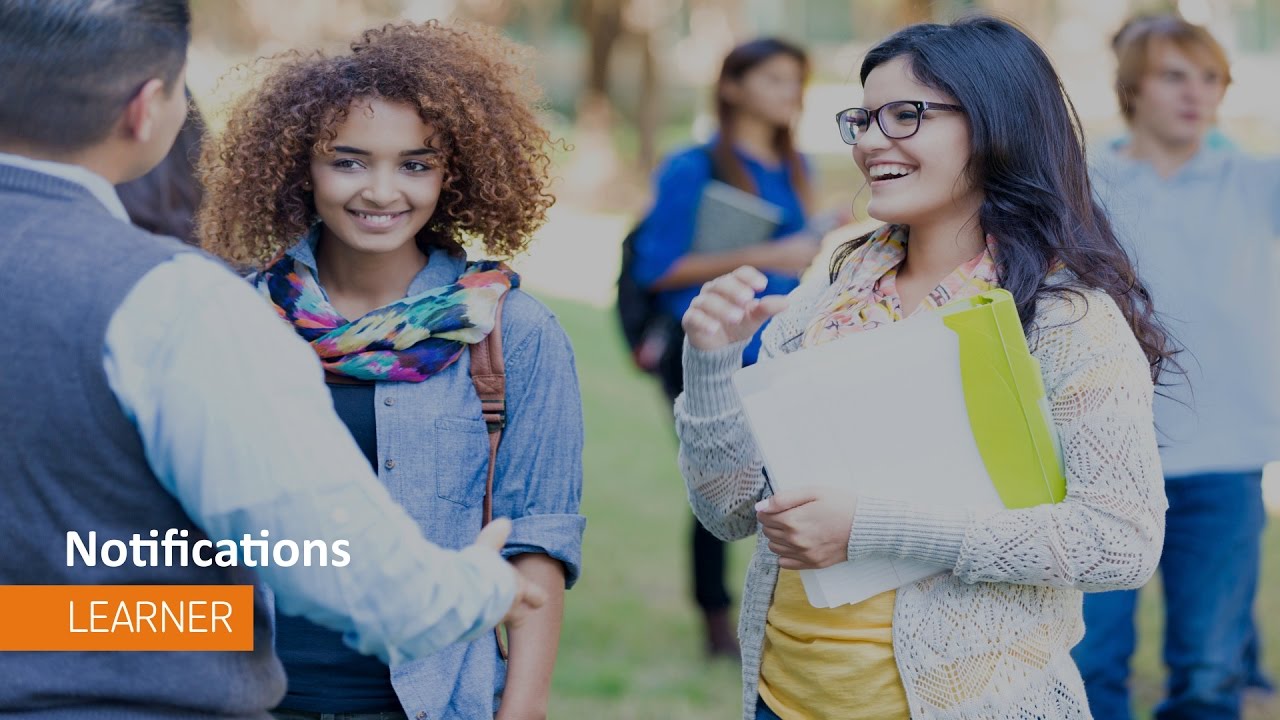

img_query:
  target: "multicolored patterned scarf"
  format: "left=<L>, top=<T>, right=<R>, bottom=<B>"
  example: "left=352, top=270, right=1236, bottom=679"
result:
left=255, top=255, right=518, bottom=382
left=803, top=224, right=1000, bottom=347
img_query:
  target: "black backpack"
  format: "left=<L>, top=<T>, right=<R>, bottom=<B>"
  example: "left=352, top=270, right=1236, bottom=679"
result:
left=615, top=221, right=670, bottom=373
left=616, top=147, right=714, bottom=373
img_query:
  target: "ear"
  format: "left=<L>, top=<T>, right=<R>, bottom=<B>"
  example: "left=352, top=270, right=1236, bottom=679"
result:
left=119, top=78, right=169, bottom=144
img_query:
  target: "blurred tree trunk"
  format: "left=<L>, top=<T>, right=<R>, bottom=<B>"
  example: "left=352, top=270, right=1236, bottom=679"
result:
left=636, top=29, right=659, bottom=172
left=566, top=0, right=624, bottom=201
left=582, top=0, right=624, bottom=100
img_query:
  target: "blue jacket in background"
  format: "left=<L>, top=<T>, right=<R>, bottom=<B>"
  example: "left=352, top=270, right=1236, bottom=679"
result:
left=632, top=142, right=810, bottom=365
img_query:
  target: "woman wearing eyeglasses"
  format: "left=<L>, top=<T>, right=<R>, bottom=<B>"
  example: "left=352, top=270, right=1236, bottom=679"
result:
left=674, top=16, right=1171, bottom=720
left=630, top=37, right=849, bottom=659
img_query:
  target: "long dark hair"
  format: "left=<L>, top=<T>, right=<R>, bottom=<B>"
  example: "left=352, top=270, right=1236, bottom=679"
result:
left=831, top=16, right=1174, bottom=382
left=714, top=37, right=813, bottom=212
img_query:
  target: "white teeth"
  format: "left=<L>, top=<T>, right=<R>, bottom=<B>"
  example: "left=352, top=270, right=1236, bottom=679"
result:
left=870, top=164, right=915, bottom=180
left=354, top=212, right=399, bottom=226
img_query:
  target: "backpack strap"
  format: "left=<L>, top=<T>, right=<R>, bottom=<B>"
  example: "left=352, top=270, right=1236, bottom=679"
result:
left=467, top=267, right=512, bottom=660
left=467, top=293, right=507, bottom=526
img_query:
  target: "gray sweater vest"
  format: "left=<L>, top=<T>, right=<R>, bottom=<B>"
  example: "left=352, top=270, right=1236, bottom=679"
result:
left=0, top=164, right=285, bottom=718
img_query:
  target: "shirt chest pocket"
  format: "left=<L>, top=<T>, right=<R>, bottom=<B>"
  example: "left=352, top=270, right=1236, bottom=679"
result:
left=431, top=416, right=492, bottom=508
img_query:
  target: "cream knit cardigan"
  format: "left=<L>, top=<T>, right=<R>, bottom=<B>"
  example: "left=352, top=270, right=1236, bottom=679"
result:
left=675, top=271, right=1166, bottom=720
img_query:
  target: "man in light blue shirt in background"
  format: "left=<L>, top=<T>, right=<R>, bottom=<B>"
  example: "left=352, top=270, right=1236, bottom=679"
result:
left=0, top=1, right=543, bottom=717
left=1074, top=15, right=1280, bottom=720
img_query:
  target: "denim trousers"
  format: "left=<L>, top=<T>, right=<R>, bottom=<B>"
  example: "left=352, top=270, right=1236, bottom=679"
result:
left=1073, top=471, right=1266, bottom=720
left=755, top=696, right=785, bottom=720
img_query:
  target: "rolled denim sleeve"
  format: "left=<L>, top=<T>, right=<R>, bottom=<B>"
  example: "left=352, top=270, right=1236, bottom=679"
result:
left=491, top=309, right=586, bottom=588
left=103, top=253, right=516, bottom=666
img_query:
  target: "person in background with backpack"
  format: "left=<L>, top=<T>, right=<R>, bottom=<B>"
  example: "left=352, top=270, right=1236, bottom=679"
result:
left=630, top=37, right=849, bottom=659
left=197, top=21, right=584, bottom=720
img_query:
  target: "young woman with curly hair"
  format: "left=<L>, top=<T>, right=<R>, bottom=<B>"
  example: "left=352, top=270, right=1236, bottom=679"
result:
left=198, top=21, right=583, bottom=720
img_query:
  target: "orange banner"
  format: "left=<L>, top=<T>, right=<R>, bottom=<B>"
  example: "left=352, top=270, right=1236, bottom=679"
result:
left=0, top=585, right=255, bottom=651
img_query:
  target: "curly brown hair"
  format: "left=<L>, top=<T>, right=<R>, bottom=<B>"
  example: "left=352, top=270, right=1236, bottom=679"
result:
left=197, top=20, right=556, bottom=268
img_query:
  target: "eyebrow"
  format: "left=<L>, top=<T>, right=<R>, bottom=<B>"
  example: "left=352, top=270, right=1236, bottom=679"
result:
left=332, top=145, right=438, bottom=157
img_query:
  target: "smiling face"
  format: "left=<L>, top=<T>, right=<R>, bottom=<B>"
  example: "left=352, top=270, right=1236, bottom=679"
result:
left=309, top=97, right=444, bottom=256
left=853, top=56, right=980, bottom=229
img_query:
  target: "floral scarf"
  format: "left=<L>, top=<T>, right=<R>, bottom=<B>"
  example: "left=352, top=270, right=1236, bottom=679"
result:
left=802, top=224, right=1001, bottom=347
left=255, top=255, right=518, bottom=382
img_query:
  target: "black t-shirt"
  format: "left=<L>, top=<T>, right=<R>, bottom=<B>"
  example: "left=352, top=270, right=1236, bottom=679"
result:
left=274, top=382, right=400, bottom=713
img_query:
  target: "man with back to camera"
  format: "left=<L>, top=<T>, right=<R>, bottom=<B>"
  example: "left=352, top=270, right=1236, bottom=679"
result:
left=1074, top=14, right=1280, bottom=720
left=0, top=1, right=545, bottom=717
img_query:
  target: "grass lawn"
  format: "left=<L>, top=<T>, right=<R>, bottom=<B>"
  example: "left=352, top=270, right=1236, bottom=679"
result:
left=541, top=295, right=1280, bottom=720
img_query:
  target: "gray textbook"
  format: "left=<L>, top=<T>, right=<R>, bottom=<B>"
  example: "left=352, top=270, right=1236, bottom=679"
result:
left=690, top=180, right=782, bottom=254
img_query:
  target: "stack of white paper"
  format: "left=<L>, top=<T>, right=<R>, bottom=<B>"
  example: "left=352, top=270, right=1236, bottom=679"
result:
left=732, top=312, right=1004, bottom=608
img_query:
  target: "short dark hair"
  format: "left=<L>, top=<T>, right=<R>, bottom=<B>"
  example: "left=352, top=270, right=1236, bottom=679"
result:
left=0, top=0, right=190, bottom=152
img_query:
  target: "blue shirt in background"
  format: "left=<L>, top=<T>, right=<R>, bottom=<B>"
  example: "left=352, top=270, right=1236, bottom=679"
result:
left=1091, top=142, right=1280, bottom=476
left=632, top=142, right=810, bottom=365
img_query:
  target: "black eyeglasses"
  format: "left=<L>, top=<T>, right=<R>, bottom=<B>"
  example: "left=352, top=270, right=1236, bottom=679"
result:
left=835, top=100, right=964, bottom=145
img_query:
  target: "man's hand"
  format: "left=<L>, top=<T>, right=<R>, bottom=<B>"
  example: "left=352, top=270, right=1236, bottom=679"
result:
left=474, top=518, right=547, bottom=625
left=755, top=488, right=858, bottom=570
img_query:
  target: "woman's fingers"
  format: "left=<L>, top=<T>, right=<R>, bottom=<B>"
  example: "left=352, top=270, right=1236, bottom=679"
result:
left=683, top=266, right=781, bottom=351
left=777, top=555, right=816, bottom=571
left=682, top=307, right=722, bottom=339
left=704, top=274, right=758, bottom=307
left=730, top=265, right=769, bottom=292
left=751, top=295, right=790, bottom=322
left=690, top=290, right=747, bottom=325
left=767, top=540, right=803, bottom=558
left=760, top=519, right=801, bottom=546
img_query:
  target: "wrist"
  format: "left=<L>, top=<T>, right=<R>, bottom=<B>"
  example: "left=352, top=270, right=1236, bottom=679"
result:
left=743, top=242, right=774, bottom=270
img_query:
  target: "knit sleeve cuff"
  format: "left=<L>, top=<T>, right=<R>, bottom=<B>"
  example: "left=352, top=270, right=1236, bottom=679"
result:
left=678, top=338, right=749, bottom=418
left=847, top=496, right=977, bottom=568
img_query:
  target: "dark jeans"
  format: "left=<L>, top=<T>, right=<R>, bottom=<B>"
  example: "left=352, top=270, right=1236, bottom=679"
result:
left=755, top=696, right=784, bottom=720
left=660, top=322, right=731, bottom=613
left=270, top=707, right=404, bottom=712
left=1073, top=471, right=1266, bottom=720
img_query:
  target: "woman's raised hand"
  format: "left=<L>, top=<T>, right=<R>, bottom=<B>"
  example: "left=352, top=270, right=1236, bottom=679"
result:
left=682, top=266, right=790, bottom=352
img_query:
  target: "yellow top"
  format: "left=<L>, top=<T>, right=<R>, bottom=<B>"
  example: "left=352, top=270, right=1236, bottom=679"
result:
left=757, top=570, right=909, bottom=720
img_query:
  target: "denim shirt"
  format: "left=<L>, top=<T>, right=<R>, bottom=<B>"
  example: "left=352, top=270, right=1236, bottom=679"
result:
left=277, top=234, right=586, bottom=719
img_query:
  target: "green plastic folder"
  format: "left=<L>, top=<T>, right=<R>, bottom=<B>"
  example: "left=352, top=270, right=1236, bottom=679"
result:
left=938, top=289, right=1066, bottom=509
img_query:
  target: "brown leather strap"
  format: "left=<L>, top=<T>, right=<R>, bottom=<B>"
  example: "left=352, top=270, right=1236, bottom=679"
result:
left=467, top=272, right=511, bottom=659
left=468, top=294, right=507, bottom=526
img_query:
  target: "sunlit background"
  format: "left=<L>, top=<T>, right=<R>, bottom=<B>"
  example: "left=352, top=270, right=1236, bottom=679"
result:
left=185, top=2, right=1280, bottom=717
